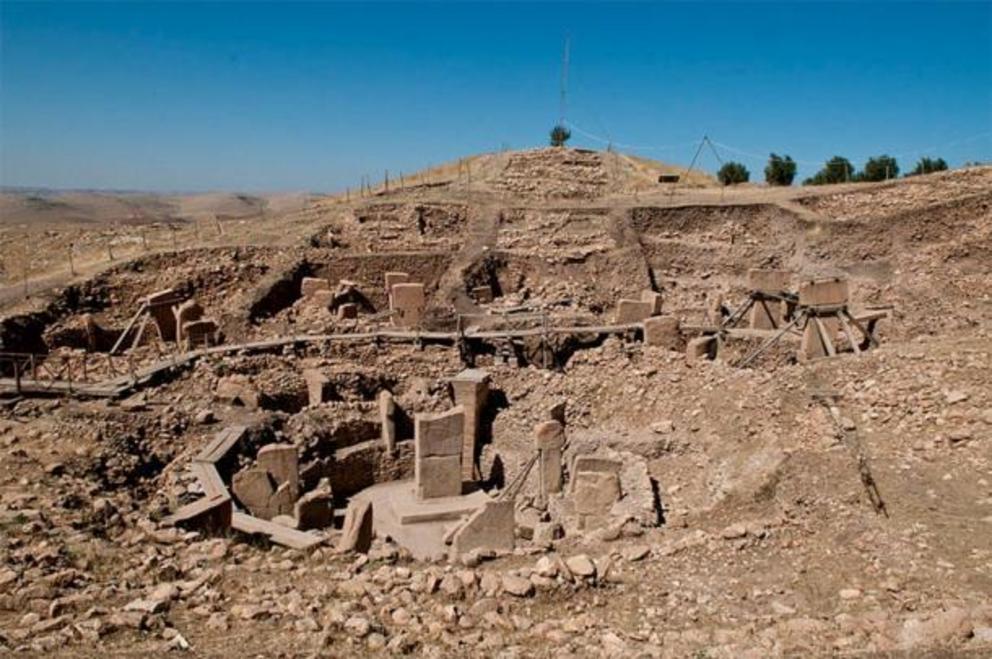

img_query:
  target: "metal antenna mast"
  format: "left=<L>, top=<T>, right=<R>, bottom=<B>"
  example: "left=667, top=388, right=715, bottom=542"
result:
left=559, top=35, right=570, bottom=126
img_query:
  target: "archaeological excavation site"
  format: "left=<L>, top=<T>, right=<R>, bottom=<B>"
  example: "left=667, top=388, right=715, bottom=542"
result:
left=1, top=148, right=991, bottom=656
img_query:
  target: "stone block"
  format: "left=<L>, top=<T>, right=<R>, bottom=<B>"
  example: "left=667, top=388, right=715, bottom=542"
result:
left=798, top=278, right=849, bottom=308
left=616, top=299, right=654, bottom=324
left=338, top=499, right=373, bottom=553
left=686, top=335, right=717, bottom=363
left=294, top=488, right=332, bottom=530
left=337, top=303, right=358, bottom=319
left=303, top=369, right=332, bottom=407
left=572, top=471, right=621, bottom=516
left=416, top=455, right=462, bottom=499
left=300, top=277, right=330, bottom=298
left=391, top=283, right=425, bottom=327
left=640, top=290, right=663, bottom=315
left=643, top=316, right=681, bottom=349
left=452, top=500, right=515, bottom=557
left=257, top=444, right=299, bottom=500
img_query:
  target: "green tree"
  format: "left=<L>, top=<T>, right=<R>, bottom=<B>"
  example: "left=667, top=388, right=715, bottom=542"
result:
left=804, top=156, right=855, bottom=185
left=764, top=153, right=797, bottom=186
left=549, top=125, right=571, bottom=147
left=907, top=157, right=948, bottom=176
left=859, top=155, right=899, bottom=182
left=717, top=161, right=750, bottom=185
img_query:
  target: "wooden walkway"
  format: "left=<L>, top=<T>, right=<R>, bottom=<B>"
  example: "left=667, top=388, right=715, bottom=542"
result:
left=0, top=322, right=645, bottom=399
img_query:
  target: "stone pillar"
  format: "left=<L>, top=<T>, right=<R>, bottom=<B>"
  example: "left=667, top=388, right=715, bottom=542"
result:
left=385, top=271, right=409, bottom=308
left=535, top=420, right=565, bottom=499
left=747, top=269, right=790, bottom=330
left=449, top=369, right=490, bottom=481
left=143, top=289, right=179, bottom=341
left=391, top=283, right=425, bottom=328
left=643, top=316, right=681, bottom=349
left=257, top=444, right=299, bottom=501
left=615, top=299, right=654, bottom=324
left=379, top=390, right=397, bottom=453
left=640, top=289, right=663, bottom=316
left=173, top=299, right=204, bottom=343
left=303, top=369, right=331, bottom=407
left=414, top=407, right=465, bottom=500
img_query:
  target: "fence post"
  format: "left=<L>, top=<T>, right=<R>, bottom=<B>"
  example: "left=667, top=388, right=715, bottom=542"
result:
left=68, top=245, right=76, bottom=276
left=13, top=359, right=21, bottom=394
left=30, top=354, right=37, bottom=380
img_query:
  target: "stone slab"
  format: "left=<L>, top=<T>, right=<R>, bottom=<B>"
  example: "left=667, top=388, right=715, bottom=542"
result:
left=414, top=407, right=465, bottom=458
left=416, top=455, right=462, bottom=499
left=391, top=283, right=425, bottom=327
left=337, top=499, right=374, bottom=553
left=643, top=316, right=681, bottom=349
left=451, top=499, right=515, bottom=556
left=616, top=299, right=655, bottom=324
left=257, top=444, right=299, bottom=498
left=572, top=471, right=621, bottom=515
left=393, top=487, right=491, bottom=525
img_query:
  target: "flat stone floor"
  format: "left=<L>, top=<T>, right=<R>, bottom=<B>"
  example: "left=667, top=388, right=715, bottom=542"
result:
left=351, top=480, right=490, bottom=560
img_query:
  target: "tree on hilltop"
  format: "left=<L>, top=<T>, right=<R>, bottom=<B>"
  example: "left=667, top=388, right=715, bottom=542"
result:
left=717, top=161, right=750, bottom=185
left=804, top=156, right=854, bottom=185
left=907, top=157, right=948, bottom=176
left=549, top=125, right=571, bottom=147
left=764, top=154, right=797, bottom=186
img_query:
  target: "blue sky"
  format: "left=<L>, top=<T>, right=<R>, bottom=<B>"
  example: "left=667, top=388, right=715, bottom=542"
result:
left=1, top=1, right=990, bottom=192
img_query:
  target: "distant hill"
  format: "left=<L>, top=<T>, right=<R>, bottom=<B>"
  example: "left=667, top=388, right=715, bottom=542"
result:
left=0, top=189, right=311, bottom=227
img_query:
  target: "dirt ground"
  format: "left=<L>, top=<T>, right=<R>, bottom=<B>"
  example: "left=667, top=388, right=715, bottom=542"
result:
left=1, top=149, right=990, bottom=657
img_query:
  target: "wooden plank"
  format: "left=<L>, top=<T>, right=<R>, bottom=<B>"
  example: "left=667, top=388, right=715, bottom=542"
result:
left=195, top=426, right=247, bottom=464
left=231, top=512, right=322, bottom=550
left=190, top=461, right=228, bottom=498
left=109, top=302, right=149, bottom=355
left=837, top=312, right=862, bottom=355
left=813, top=316, right=837, bottom=357
left=161, top=493, right=232, bottom=531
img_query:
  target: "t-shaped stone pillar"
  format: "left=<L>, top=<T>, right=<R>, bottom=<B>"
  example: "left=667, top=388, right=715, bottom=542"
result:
left=534, top=420, right=565, bottom=502
left=414, top=407, right=465, bottom=500
left=449, top=369, right=490, bottom=481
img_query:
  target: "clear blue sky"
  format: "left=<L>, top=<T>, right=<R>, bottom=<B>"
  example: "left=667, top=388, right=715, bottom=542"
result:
left=1, top=2, right=990, bottom=192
